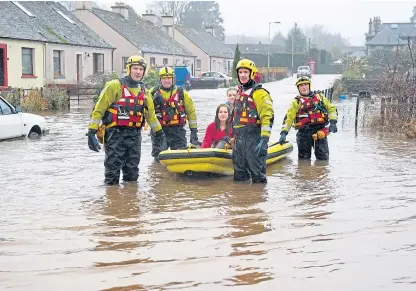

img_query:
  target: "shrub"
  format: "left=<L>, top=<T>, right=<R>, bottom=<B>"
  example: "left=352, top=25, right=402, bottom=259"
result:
left=43, top=86, right=69, bottom=110
left=21, top=90, right=48, bottom=112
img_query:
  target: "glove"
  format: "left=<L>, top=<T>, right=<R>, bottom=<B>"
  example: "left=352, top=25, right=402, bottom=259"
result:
left=152, top=130, right=167, bottom=157
left=329, top=120, right=338, bottom=133
left=190, top=128, right=201, bottom=146
left=153, top=92, right=164, bottom=107
left=87, top=129, right=101, bottom=152
left=255, top=136, right=269, bottom=158
left=279, top=130, right=288, bottom=145
left=221, top=136, right=231, bottom=144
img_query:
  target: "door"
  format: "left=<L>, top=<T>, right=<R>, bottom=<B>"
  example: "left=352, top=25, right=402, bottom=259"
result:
left=0, top=43, right=8, bottom=88
left=0, top=98, right=23, bottom=140
left=76, top=54, right=82, bottom=84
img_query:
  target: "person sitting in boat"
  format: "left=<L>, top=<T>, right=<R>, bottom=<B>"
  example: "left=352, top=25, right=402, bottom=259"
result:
left=225, top=87, right=237, bottom=109
left=201, top=104, right=233, bottom=148
left=149, top=67, right=201, bottom=157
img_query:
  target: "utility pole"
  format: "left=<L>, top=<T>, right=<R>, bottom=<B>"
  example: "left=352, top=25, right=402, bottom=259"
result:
left=172, top=1, right=176, bottom=70
left=267, top=21, right=280, bottom=82
left=291, top=22, right=297, bottom=76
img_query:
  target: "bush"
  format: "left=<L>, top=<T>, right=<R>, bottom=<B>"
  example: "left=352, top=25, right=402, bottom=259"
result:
left=84, top=71, right=118, bottom=103
left=142, top=68, right=159, bottom=89
left=2, top=89, right=21, bottom=107
left=21, top=90, right=48, bottom=112
left=43, top=86, right=69, bottom=110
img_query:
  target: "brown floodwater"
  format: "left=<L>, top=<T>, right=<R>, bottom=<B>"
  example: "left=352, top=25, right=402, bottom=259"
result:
left=1, top=75, right=415, bottom=290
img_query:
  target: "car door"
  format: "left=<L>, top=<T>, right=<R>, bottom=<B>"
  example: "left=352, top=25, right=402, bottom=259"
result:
left=0, top=98, right=24, bottom=140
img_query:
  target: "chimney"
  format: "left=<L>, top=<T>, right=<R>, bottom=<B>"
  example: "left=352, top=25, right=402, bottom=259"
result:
left=161, top=13, right=174, bottom=37
left=111, top=2, right=128, bottom=19
left=74, top=1, right=92, bottom=10
left=142, top=10, right=157, bottom=26
left=368, top=18, right=373, bottom=35
left=204, top=25, right=215, bottom=37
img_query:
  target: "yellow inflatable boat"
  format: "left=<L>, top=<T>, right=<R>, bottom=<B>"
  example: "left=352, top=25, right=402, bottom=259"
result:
left=158, top=141, right=293, bottom=176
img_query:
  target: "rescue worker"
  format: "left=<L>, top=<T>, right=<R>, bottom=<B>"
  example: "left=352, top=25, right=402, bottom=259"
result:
left=149, top=66, right=200, bottom=156
left=278, top=76, right=338, bottom=160
left=232, top=59, right=274, bottom=183
left=87, top=56, right=165, bottom=185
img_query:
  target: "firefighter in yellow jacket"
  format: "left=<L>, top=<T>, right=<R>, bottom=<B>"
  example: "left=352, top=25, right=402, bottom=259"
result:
left=278, top=76, right=338, bottom=160
left=232, top=59, right=274, bottom=183
left=149, top=67, right=200, bottom=157
left=87, top=56, right=165, bottom=185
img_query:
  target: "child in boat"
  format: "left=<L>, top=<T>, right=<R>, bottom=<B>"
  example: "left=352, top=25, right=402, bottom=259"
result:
left=225, top=87, right=237, bottom=109
left=201, top=104, right=233, bottom=148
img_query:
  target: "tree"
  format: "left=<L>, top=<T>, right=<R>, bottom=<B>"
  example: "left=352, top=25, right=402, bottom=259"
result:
left=180, top=1, right=225, bottom=41
left=232, top=44, right=241, bottom=79
left=146, top=1, right=189, bottom=24
left=271, top=31, right=286, bottom=47
left=285, top=23, right=307, bottom=53
left=411, top=6, right=416, bottom=22
left=304, top=25, right=348, bottom=51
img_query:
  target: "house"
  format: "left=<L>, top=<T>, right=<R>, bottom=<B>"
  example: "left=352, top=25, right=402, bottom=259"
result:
left=365, top=17, right=414, bottom=53
left=73, top=2, right=195, bottom=76
left=160, top=15, right=234, bottom=75
left=0, top=1, right=113, bottom=90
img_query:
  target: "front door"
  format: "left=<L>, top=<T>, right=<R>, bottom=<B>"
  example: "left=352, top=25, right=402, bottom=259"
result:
left=76, top=54, right=82, bottom=84
left=0, top=43, right=8, bottom=88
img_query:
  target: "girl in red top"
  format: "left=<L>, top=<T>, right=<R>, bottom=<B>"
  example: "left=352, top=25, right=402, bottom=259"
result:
left=201, top=104, right=233, bottom=148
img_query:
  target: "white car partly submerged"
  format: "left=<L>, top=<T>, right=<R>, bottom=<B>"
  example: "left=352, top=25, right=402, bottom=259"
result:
left=0, top=95, right=48, bottom=141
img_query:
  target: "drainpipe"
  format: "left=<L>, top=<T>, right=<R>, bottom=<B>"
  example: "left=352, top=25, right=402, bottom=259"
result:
left=43, top=42, right=47, bottom=86
left=111, top=47, right=115, bottom=73
left=209, top=56, right=211, bottom=71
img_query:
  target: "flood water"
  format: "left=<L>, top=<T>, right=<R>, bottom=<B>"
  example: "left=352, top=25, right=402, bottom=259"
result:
left=1, top=74, right=416, bottom=290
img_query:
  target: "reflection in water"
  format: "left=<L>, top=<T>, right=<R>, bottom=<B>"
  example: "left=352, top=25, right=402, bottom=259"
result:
left=94, top=183, right=144, bottom=254
left=219, top=184, right=273, bottom=286
left=290, top=160, right=335, bottom=226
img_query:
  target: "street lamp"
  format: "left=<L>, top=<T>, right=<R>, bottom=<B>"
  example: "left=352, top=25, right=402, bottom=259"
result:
left=291, top=22, right=297, bottom=76
left=267, top=21, right=280, bottom=82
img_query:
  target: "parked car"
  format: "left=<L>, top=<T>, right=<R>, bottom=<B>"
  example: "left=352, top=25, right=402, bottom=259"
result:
left=194, top=71, right=232, bottom=87
left=0, top=96, right=48, bottom=141
left=296, top=66, right=312, bottom=78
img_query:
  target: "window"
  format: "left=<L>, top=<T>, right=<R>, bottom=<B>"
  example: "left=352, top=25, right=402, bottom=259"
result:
left=22, top=47, right=33, bottom=75
left=196, top=59, right=201, bottom=69
left=53, top=50, right=64, bottom=77
left=163, top=58, right=168, bottom=65
left=150, top=57, right=156, bottom=67
left=56, top=10, right=75, bottom=24
left=12, top=1, right=35, bottom=17
left=122, top=57, right=128, bottom=72
left=0, top=99, right=12, bottom=115
left=93, top=53, right=104, bottom=74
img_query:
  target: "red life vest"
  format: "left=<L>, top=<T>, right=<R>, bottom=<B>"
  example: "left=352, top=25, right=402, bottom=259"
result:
left=153, top=87, right=186, bottom=126
left=106, top=84, right=145, bottom=128
left=294, top=94, right=328, bottom=129
left=233, top=85, right=262, bottom=126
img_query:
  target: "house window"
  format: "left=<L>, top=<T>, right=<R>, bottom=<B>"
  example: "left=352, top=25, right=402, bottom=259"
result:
left=150, top=57, right=156, bottom=67
left=163, top=58, right=168, bottom=65
left=53, top=50, right=64, bottom=77
left=22, top=47, right=34, bottom=75
left=196, top=59, right=201, bottom=69
left=93, top=53, right=104, bottom=74
left=122, top=57, right=129, bottom=72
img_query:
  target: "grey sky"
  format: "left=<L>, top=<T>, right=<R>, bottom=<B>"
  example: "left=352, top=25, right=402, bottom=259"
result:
left=102, top=0, right=415, bottom=46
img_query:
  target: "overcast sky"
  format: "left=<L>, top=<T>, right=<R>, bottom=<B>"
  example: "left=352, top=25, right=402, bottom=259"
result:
left=99, top=0, right=416, bottom=46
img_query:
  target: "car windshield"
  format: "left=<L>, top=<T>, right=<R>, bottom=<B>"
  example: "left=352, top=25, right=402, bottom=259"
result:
left=298, top=66, right=309, bottom=70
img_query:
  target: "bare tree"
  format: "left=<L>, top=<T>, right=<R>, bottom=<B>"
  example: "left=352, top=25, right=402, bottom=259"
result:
left=146, top=1, right=189, bottom=24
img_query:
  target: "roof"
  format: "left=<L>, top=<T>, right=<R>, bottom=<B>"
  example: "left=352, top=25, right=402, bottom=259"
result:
left=176, top=26, right=234, bottom=59
left=366, top=27, right=407, bottom=46
left=349, top=50, right=367, bottom=57
left=226, top=43, right=284, bottom=54
left=0, top=1, right=112, bottom=48
left=382, top=23, right=416, bottom=37
left=91, top=7, right=194, bottom=56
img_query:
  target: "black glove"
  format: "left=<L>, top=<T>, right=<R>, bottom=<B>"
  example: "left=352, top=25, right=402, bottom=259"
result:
left=153, top=92, right=164, bottom=107
left=87, top=129, right=101, bottom=152
left=190, top=128, right=201, bottom=146
left=255, top=136, right=269, bottom=157
left=221, top=136, right=231, bottom=144
left=329, top=120, right=338, bottom=133
left=152, top=130, right=167, bottom=158
left=279, top=130, right=288, bottom=145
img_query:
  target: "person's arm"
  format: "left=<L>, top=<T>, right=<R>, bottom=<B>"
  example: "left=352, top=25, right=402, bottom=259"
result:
left=183, top=90, right=197, bottom=130
left=201, top=123, right=215, bottom=148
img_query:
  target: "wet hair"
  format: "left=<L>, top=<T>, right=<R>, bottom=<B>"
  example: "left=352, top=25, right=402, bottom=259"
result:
left=214, top=103, right=232, bottom=132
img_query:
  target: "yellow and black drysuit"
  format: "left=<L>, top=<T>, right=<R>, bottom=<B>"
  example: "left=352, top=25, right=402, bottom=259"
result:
left=88, top=75, right=164, bottom=185
left=279, top=77, right=338, bottom=160
left=149, top=69, right=199, bottom=155
left=232, top=59, right=274, bottom=183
